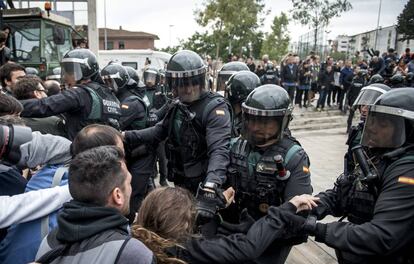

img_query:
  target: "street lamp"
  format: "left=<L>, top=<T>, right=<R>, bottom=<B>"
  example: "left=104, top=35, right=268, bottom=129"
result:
left=104, top=0, right=107, bottom=50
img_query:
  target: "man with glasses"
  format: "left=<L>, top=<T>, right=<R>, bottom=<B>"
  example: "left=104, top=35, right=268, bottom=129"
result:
left=124, top=50, right=232, bottom=225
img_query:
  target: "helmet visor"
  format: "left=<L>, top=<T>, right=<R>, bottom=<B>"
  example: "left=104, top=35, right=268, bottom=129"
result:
left=217, top=73, right=232, bottom=92
left=144, top=71, right=157, bottom=86
left=167, top=76, right=204, bottom=103
left=353, top=87, right=386, bottom=109
left=243, top=114, right=282, bottom=146
left=61, top=61, right=84, bottom=86
left=102, top=74, right=120, bottom=92
left=361, top=105, right=407, bottom=148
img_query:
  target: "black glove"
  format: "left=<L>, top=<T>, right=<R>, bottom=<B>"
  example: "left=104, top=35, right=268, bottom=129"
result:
left=195, top=182, right=226, bottom=226
left=218, top=208, right=255, bottom=235
left=279, top=210, right=306, bottom=236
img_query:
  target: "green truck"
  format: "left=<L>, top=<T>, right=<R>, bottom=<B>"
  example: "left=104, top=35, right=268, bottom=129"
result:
left=3, top=7, right=74, bottom=78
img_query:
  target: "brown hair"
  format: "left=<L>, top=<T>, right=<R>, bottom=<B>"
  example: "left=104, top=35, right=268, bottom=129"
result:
left=132, top=187, right=196, bottom=264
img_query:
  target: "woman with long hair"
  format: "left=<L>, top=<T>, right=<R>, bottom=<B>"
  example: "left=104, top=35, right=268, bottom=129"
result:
left=132, top=187, right=318, bottom=264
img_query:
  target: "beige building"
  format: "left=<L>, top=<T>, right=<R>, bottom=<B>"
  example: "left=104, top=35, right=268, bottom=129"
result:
left=99, top=27, right=159, bottom=50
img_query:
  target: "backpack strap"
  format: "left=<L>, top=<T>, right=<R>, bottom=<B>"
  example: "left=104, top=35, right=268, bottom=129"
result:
left=114, top=236, right=132, bottom=264
left=40, top=167, right=69, bottom=239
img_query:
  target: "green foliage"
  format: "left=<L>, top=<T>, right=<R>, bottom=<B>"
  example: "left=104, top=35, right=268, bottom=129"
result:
left=290, top=0, right=352, bottom=49
left=329, top=51, right=347, bottom=61
left=194, top=0, right=267, bottom=59
left=260, top=12, right=290, bottom=61
left=159, top=45, right=181, bottom=54
left=396, top=0, right=414, bottom=41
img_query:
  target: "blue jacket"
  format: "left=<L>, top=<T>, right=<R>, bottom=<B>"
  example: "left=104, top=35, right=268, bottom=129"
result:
left=0, top=165, right=68, bottom=264
left=340, top=67, right=354, bottom=88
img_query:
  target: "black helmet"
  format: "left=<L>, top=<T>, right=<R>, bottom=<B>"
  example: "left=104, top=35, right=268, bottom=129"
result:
left=242, top=84, right=293, bottom=146
left=158, top=69, right=166, bottom=85
left=226, top=71, right=260, bottom=105
left=124, top=66, right=139, bottom=83
left=389, top=74, right=405, bottom=87
left=46, top=67, right=61, bottom=82
left=358, top=69, right=368, bottom=77
left=217, top=61, right=249, bottom=93
left=406, top=72, right=414, bottom=82
left=361, top=88, right=414, bottom=149
left=368, top=74, right=384, bottom=85
left=265, top=62, right=275, bottom=72
left=61, top=49, right=100, bottom=87
left=101, top=63, right=132, bottom=94
left=143, top=67, right=160, bottom=88
left=25, top=67, right=39, bottom=76
left=166, top=50, right=207, bottom=103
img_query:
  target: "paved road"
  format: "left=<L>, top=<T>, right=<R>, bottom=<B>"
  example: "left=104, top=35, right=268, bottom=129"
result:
left=286, top=128, right=349, bottom=264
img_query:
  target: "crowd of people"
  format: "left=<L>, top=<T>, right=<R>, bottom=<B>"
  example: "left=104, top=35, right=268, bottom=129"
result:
left=0, top=44, right=413, bottom=264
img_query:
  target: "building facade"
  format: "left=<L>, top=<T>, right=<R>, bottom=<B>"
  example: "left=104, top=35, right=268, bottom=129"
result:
left=99, top=27, right=159, bottom=50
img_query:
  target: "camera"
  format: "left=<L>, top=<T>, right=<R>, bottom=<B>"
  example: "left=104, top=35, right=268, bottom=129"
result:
left=0, top=125, right=32, bottom=164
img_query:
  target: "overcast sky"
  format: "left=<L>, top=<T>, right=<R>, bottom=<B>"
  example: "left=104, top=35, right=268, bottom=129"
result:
left=50, top=0, right=408, bottom=49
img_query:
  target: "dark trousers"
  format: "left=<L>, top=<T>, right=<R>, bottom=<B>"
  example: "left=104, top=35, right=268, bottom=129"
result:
left=337, top=87, right=348, bottom=112
left=128, top=152, right=156, bottom=223
left=317, top=88, right=328, bottom=108
left=156, top=141, right=168, bottom=183
left=327, top=85, right=338, bottom=106
left=295, top=89, right=309, bottom=107
left=284, top=85, right=296, bottom=102
left=347, top=108, right=355, bottom=132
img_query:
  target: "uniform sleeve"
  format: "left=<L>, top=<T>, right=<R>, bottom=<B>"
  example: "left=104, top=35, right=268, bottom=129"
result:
left=0, top=185, right=71, bottom=228
left=20, top=88, right=90, bottom=118
left=120, top=99, right=146, bottom=130
left=204, top=101, right=232, bottom=185
left=283, top=148, right=313, bottom=201
left=124, top=107, right=172, bottom=148
left=318, top=162, right=414, bottom=256
left=186, top=204, right=293, bottom=263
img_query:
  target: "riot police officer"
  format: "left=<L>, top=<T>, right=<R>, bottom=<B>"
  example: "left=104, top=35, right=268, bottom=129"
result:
left=345, top=83, right=390, bottom=174
left=260, top=62, right=280, bottom=85
left=389, top=73, right=405, bottom=88
left=101, top=63, right=167, bottom=220
left=290, top=87, right=414, bottom=264
left=368, top=73, right=384, bottom=85
left=346, top=68, right=368, bottom=133
left=225, top=70, right=261, bottom=137
left=124, top=50, right=232, bottom=223
left=227, top=84, right=312, bottom=263
left=216, top=61, right=249, bottom=96
left=19, top=49, right=121, bottom=140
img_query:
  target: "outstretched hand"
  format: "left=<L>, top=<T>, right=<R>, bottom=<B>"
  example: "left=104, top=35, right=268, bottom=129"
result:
left=289, top=194, right=319, bottom=213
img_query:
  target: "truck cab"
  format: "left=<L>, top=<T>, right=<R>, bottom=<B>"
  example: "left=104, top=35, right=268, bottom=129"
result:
left=3, top=7, right=73, bottom=78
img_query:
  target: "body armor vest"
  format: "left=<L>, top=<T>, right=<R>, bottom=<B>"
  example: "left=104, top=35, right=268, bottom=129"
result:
left=229, top=136, right=302, bottom=219
left=123, top=95, right=148, bottom=130
left=166, top=92, right=228, bottom=184
left=78, top=82, right=122, bottom=130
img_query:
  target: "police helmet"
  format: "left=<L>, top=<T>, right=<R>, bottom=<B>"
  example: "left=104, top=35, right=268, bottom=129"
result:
left=358, top=69, right=368, bottom=78
left=361, top=88, right=414, bottom=149
left=368, top=74, right=384, bottom=85
left=265, top=62, right=275, bottom=72
left=101, top=63, right=132, bottom=94
left=46, top=67, right=62, bottom=82
left=61, top=49, right=100, bottom=87
left=25, top=67, right=39, bottom=77
left=143, top=67, right=160, bottom=88
left=226, top=71, right=260, bottom=105
left=389, top=74, right=405, bottom=87
left=217, top=61, right=249, bottom=93
left=166, top=50, right=207, bottom=103
left=242, top=84, right=293, bottom=146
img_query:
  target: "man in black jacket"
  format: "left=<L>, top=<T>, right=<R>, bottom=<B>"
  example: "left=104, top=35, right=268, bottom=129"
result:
left=280, top=55, right=298, bottom=101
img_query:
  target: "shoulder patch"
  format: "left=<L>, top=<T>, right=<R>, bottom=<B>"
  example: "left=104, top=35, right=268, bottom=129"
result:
left=121, top=104, right=129, bottom=109
left=216, top=109, right=225, bottom=116
left=398, top=176, right=414, bottom=185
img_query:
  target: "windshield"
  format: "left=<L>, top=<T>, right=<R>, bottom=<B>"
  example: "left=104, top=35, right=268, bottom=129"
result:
left=44, top=22, right=72, bottom=63
left=8, top=20, right=40, bottom=63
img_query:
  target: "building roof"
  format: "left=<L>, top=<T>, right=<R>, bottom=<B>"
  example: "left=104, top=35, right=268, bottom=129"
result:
left=349, top=25, right=395, bottom=38
left=99, top=27, right=159, bottom=40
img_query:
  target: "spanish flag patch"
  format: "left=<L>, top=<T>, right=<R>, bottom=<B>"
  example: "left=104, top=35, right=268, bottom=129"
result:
left=216, top=109, right=225, bottom=116
left=303, top=166, right=310, bottom=173
left=121, top=104, right=129, bottom=109
left=398, top=176, right=414, bottom=185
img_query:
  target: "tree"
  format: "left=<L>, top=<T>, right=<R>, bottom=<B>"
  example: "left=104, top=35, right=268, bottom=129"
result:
left=290, top=0, right=352, bottom=51
left=195, top=0, right=267, bottom=59
left=260, top=12, right=290, bottom=61
left=396, top=0, right=414, bottom=41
